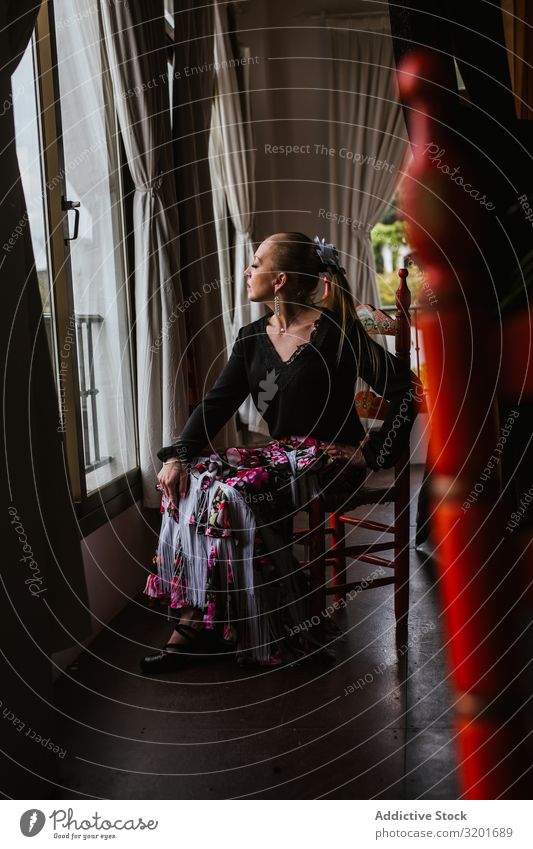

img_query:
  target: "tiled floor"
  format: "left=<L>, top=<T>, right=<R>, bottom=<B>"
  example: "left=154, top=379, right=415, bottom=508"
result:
left=52, top=466, right=458, bottom=799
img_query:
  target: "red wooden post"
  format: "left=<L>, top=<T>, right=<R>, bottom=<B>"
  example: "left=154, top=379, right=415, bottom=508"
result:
left=398, top=49, right=529, bottom=798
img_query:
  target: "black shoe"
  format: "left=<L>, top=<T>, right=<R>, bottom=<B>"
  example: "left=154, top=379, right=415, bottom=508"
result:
left=139, top=623, right=213, bottom=674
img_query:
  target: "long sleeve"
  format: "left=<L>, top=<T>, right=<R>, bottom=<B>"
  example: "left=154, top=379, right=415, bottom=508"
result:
left=157, top=327, right=250, bottom=465
left=347, top=319, right=423, bottom=470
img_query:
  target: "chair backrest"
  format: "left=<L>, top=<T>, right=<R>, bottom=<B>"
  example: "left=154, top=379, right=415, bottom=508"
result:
left=354, top=266, right=412, bottom=421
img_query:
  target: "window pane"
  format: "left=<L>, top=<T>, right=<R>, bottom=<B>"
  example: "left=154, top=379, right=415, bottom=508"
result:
left=12, top=39, right=55, bottom=358
left=54, top=0, right=137, bottom=492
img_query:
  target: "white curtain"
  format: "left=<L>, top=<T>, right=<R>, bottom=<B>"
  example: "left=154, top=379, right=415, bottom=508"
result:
left=326, top=15, right=412, bottom=307
left=212, top=0, right=268, bottom=436
left=208, top=96, right=234, bottom=345
left=100, top=0, right=190, bottom=507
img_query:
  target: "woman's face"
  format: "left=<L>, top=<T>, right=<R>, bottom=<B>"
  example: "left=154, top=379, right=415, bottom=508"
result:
left=244, top=239, right=286, bottom=304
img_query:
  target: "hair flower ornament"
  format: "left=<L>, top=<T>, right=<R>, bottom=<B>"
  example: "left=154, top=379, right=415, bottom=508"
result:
left=313, top=235, right=345, bottom=275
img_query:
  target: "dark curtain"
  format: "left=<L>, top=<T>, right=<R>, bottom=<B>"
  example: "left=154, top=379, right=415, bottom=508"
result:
left=1, top=0, right=43, bottom=75
left=388, top=0, right=533, bottom=529
left=172, top=1, right=231, bottom=417
left=1, top=0, right=91, bottom=796
left=502, top=0, right=533, bottom=120
left=388, top=0, right=515, bottom=132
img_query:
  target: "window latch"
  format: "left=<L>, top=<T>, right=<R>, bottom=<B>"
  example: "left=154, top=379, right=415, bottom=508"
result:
left=62, top=197, right=81, bottom=242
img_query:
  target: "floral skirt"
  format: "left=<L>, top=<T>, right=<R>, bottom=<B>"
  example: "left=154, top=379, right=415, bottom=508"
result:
left=143, top=435, right=366, bottom=666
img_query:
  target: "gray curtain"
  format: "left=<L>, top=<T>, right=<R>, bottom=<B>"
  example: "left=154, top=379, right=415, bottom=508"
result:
left=326, top=17, right=411, bottom=307
left=101, top=0, right=190, bottom=507
left=212, top=0, right=267, bottom=436
left=1, top=0, right=91, bottom=795
left=172, top=0, right=239, bottom=447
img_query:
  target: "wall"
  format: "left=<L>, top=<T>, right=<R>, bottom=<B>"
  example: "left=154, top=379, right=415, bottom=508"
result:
left=51, top=503, right=160, bottom=681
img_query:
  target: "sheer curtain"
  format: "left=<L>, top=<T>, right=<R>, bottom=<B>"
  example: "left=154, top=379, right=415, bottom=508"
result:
left=212, top=0, right=268, bottom=436
left=326, top=16, right=412, bottom=307
left=208, top=95, right=234, bottom=345
left=100, top=0, right=190, bottom=507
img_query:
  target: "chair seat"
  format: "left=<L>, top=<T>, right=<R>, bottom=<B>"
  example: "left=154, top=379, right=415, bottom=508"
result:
left=316, top=462, right=395, bottom=512
left=321, top=485, right=395, bottom=513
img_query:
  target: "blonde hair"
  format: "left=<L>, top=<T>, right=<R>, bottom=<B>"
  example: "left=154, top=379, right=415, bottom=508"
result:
left=265, top=231, right=381, bottom=375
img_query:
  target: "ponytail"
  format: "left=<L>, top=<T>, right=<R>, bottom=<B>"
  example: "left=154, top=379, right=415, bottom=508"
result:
left=323, top=264, right=383, bottom=381
left=323, top=266, right=357, bottom=366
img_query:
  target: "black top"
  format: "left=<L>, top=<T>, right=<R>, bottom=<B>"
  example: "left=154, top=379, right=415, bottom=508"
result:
left=157, top=307, right=422, bottom=471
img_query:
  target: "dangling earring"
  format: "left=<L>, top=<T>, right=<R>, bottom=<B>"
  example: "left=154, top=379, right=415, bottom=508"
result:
left=274, top=293, right=281, bottom=316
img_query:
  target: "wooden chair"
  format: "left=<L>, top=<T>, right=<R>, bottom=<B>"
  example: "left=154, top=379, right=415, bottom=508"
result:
left=293, top=266, right=414, bottom=643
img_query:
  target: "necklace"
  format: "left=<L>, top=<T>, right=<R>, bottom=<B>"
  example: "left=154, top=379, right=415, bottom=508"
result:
left=273, top=305, right=310, bottom=334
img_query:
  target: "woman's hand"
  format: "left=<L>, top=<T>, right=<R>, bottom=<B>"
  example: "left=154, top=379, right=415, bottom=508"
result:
left=326, top=441, right=368, bottom=468
left=157, top=458, right=189, bottom=510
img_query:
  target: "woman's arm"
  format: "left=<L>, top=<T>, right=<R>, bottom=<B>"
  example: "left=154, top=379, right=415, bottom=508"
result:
left=157, top=326, right=250, bottom=467
left=348, top=319, right=423, bottom=470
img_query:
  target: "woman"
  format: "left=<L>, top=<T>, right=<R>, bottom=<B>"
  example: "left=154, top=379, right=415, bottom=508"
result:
left=141, top=232, right=421, bottom=673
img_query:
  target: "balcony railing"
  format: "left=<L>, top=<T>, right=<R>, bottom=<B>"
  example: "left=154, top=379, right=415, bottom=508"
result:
left=44, top=312, right=113, bottom=474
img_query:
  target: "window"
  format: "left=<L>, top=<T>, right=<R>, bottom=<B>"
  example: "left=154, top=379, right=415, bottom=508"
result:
left=371, top=198, right=412, bottom=306
left=54, top=0, right=137, bottom=492
left=11, top=2, right=139, bottom=526
left=370, top=199, right=427, bottom=390
left=12, top=39, right=54, bottom=359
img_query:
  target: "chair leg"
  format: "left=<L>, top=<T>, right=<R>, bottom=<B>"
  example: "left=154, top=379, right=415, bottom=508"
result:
left=308, top=495, right=327, bottom=642
left=394, top=545, right=409, bottom=639
left=330, top=510, right=346, bottom=602
left=394, top=454, right=410, bottom=634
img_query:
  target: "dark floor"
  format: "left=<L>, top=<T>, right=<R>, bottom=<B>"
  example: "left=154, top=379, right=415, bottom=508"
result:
left=52, top=466, right=458, bottom=799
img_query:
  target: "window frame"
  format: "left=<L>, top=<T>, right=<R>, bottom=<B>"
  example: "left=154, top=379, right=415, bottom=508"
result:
left=30, top=0, right=141, bottom=535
